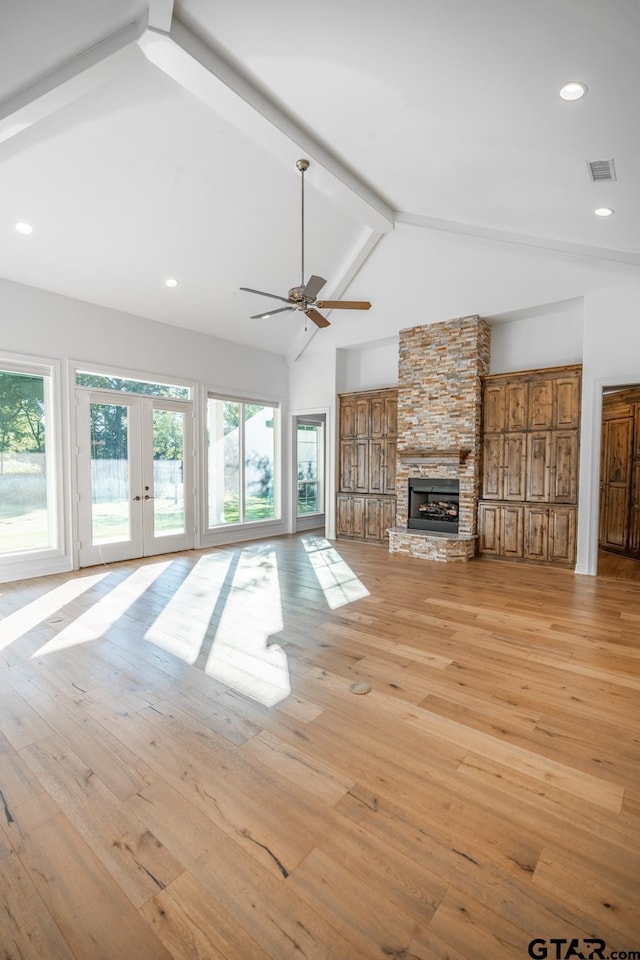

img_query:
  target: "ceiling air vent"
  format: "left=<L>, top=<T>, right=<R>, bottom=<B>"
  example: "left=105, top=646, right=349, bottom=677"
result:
left=587, top=158, right=617, bottom=182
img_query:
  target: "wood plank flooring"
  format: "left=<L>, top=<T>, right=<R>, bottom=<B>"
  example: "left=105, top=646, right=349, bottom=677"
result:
left=1, top=534, right=639, bottom=959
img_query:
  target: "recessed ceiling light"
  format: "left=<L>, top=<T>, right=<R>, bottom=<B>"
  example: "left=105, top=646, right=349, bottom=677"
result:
left=559, top=81, right=587, bottom=101
left=15, top=221, right=33, bottom=235
left=165, top=277, right=178, bottom=287
left=594, top=207, right=614, bottom=217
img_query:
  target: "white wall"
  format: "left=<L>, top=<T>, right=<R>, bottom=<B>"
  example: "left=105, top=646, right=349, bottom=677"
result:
left=576, top=280, right=640, bottom=575
left=0, top=278, right=290, bottom=579
left=489, top=300, right=584, bottom=374
left=336, top=338, right=399, bottom=392
left=0, top=278, right=287, bottom=395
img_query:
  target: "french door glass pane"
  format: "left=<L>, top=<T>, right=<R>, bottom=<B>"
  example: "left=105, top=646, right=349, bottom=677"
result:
left=0, top=370, right=50, bottom=554
left=90, top=402, right=130, bottom=543
left=244, top=404, right=275, bottom=521
left=153, top=409, right=185, bottom=536
left=297, top=424, right=319, bottom=515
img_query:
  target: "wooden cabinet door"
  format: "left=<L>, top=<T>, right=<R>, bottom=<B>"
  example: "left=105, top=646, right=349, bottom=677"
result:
left=482, top=435, right=503, bottom=499
left=381, top=498, right=396, bottom=540
left=528, top=380, right=554, bottom=430
left=503, top=434, right=527, bottom=500
left=600, top=417, right=633, bottom=551
left=340, top=439, right=356, bottom=491
left=524, top=506, right=548, bottom=561
left=355, top=398, right=370, bottom=437
left=383, top=439, right=397, bottom=495
left=368, top=439, right=384, bottom=493
left=551, top=431, right=578, bottom=503
left=505, top=381, right=527, bottom=431
left=526, top=432, right=551, bottom=501
left=336, top=495, right=352, bottom=536
left=351, top=497, right=365, bottom=537
left=478, top=502, right=501, bottom=555
left=369, top=396, right=385, bottom=437
left=630, top=463, right=640, bottom=556
left=483, top=383, right=505, bottom=432
left=384, top=396, right=398, bottom=437
left=339, top=398, right=356, bottom=438
left=635, top=404, right=640, bottom=459
left=501, top=505, right=524, bottom=558
left=364, top=498, right=382, bottom=540
left=548, top=507, right=576, bottom=563
left=554, top=375, right=580, bottom=428
left=354, top=438, right=369, bottom=493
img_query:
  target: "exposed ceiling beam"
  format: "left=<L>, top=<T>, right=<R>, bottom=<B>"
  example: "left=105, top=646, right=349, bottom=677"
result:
left=137, top=19, right=394, bottom=236
left=395, top=212, right=640, bottom=268
left=0, top=16, right=148, bottom=146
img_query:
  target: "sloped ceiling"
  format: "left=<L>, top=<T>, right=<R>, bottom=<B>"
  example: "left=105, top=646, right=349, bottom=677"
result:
left=1, top=0, right=639, bottom=358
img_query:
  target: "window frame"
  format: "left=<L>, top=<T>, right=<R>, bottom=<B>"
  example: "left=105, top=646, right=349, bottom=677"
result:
left=205, top=390, right=282, bottom=533
left=0, top=352, right=67, bottom=582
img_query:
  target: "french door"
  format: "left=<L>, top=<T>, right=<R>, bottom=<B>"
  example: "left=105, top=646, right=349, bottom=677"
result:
left=76, top=391, right=194, bottom=566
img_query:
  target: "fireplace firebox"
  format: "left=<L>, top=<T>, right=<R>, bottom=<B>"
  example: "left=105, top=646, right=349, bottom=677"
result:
left=408, top=478, right=460, bottom=533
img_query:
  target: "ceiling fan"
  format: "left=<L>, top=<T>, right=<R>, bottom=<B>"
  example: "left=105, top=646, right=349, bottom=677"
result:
left=240, top=158, right=371, bottom=329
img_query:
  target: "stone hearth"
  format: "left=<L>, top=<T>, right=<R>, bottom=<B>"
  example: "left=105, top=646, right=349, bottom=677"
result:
left=388, top=315, right=491, bottom=562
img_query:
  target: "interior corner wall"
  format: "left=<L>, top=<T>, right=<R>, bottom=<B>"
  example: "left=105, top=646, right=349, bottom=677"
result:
left=577, top=281, right=640, bottom=574
left=289, top=348, right=338, bottom=538
left=336, top=339, right=399, bottom=392
left=489, top=303, right=584, bottom=374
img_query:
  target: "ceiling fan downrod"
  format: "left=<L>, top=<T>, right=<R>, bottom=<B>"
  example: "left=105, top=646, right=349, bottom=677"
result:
left=296, top=158, right=309, bottom=290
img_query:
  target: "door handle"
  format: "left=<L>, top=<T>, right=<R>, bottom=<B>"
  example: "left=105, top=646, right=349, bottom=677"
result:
left=133, top=495, right=141, bottom=501
left=144, top=494, right=155, bottom=500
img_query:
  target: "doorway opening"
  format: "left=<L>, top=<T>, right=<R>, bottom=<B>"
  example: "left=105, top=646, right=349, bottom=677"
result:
left=597, top=383, right=640, bottom=582
left=294, top=415, right=326, bottom=534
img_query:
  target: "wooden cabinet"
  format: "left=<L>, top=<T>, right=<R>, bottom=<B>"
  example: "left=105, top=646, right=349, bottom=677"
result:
left=337, top=388, right=397, bottom=544
left=481, top=501, right=577, bottom=564
left=599, top=396, right=639, bottom=556
left=479, top=364, right=581, bottom=567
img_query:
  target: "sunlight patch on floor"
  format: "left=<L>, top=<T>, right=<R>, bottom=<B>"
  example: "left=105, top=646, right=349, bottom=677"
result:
left=0, top=572, right=108, bottom=652
left=302, top=536, right=369, bottom=609
left=143, top=553, right=232, bottom=663
left=32, top=561, right=172, bottom=656
left=205, top=546, right=290, bottom=707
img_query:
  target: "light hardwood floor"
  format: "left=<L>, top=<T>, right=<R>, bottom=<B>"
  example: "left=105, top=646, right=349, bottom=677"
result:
left=1, top=534, right=639, bottom=959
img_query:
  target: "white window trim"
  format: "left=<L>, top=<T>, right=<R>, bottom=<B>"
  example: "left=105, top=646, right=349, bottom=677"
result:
left=0, top=351, right=70, bottom=583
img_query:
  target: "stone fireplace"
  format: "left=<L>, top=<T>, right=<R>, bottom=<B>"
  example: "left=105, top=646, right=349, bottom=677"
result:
left=388, top=315, right=491, bottom=561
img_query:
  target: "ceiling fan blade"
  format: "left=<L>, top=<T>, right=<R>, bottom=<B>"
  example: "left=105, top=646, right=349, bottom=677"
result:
left=315, top=300, right=371, bottom=310
left=250, top=306, right=294, bottom=320
left=302, top=275, right=327, bottom=300
left=305, top=308, right=330, bottom=329
left=240, top=287, right=291, bottom=304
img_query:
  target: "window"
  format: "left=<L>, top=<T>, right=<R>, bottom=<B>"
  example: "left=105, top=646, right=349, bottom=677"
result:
left=297, top=421, right=324, bottom=516
left=76, top=370, right=190, bottom=400
left=208, top=396, right=278, bottom=526
left=0, top=361, right=59, bottom=558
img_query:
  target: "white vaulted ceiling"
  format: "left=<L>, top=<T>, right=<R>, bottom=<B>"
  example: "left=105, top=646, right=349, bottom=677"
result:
left=1, top=0, right=640, bottom=357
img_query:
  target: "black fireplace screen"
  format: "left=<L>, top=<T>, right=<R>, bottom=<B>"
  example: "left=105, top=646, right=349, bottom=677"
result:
left=408, top=478, right=460, bottom=533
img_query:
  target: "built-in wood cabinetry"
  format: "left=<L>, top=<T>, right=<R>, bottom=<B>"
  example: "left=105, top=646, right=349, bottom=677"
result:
left=337, top=388, right=397, bottom=542
left=478, top=364, right=581, bottom=566
left=599, top=387, right=640, bottom=558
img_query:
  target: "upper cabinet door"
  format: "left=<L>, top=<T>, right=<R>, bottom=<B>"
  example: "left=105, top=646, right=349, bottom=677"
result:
left=505, top=381, right=527, bottom=431
left=526, top=432, right=552, bottom=501
left=528, top=380, right=554, bottom=430
left=483, top=383, right=505, bottom=433
left=355, top=398, right=370, bottom=437
left=554, top=375, right=581, bottom=429
left=369, top=397, right=385, bottom=437
left=384, top=395, right=398, bottom=438
left=340, top=397, right=356, bottom=438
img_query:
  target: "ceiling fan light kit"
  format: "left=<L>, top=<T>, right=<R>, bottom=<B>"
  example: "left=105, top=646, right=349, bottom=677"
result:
left=240, top=159, right=371, bottom=329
